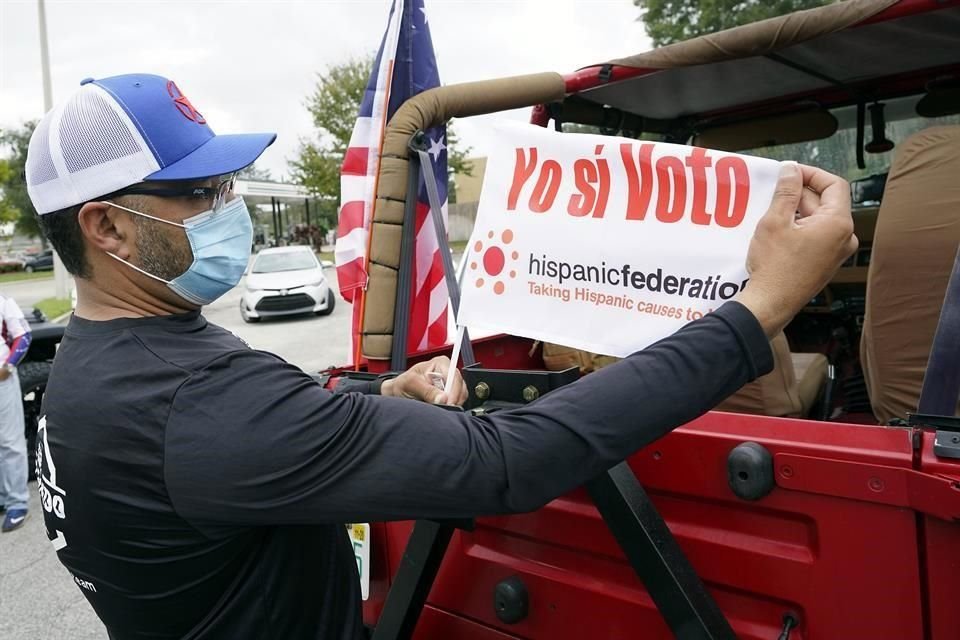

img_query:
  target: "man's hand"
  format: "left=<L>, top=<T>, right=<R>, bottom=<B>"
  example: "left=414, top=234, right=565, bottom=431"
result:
left=380, top=356, right=469, bottom=406
left=736, top=162, right=858, bottom=337
left=0, top=368, right=9, bottom=382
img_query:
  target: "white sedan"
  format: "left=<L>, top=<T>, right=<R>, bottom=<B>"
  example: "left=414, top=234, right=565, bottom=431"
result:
left=240, top=246, right=335, bottom=323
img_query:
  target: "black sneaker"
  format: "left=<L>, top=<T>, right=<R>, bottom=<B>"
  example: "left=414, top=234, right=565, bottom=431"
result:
left=2, top=509, right=28, bottom=532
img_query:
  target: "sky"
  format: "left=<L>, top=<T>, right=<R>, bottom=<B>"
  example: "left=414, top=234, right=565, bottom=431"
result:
left=0, top=0, right=650, bottom=181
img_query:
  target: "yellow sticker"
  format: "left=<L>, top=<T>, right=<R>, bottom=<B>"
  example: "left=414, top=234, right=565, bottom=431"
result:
left=351, top=524, right=366, bottom=542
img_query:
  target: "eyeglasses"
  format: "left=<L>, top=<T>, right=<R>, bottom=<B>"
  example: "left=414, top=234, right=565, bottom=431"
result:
left=109, top=174, right=237, bottom=213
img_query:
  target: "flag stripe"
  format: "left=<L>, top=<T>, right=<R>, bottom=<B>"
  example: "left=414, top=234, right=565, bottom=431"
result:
left=337, top=201, right=366, bottom=237
left=336, top=0, right=450, bottom=360
left=341, top=147, right=369, bottom=177
left=337, top=257, right=367, bottom=303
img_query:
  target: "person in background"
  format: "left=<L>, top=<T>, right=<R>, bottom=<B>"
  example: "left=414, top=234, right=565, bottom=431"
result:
left=0, top=291, right=31, bottom=532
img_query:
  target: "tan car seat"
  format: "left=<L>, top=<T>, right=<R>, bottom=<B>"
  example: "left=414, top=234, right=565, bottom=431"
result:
left=542, top=332, right=828, bottom=418
left=861, top=126, right=960, bottom=424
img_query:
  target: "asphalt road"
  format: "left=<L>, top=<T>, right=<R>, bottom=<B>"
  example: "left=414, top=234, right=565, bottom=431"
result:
left=0, top=269, right=353, bottom=639
left=206, top=268, right=353, bottom=373
left=1, top=275, right=60, bottom=312
left=2, top=268, right=351, bottom=372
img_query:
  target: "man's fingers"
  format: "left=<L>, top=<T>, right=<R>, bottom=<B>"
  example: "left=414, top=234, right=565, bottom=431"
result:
left=454, top=378, right=469, bottom=406
left=767, top=162, right=804, bottom=223
left=430, top=356, right=469, bottom=406
left=799, top=164, right=849, bottom=216
left=796, top=187, right=821, bottom=220
left=402, top=373, right=446, bottom=404
left=847, top=234, right=860, bottom=256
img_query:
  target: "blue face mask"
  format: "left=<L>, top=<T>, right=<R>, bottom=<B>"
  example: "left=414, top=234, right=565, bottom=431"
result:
left=104, top=196, right=253, bottom=306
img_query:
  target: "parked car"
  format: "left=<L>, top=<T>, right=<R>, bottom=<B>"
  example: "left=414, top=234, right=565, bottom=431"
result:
left=23, top=249, right=53, bottom=272
left=20, top=308, right=65, bottom=479
left=0, top=256, right=25, bottom=273
left=240, top=246, right=335, bottom=323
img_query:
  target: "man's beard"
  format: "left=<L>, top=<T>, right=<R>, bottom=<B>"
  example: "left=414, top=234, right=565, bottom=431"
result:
left=133, top=216, right=194, bottom=282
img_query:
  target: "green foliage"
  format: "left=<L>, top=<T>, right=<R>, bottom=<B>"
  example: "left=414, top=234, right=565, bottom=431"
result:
left=237, top=163, right=273, bottom=181
left=0, top=271, right=52, bottom=284
left=0, top=159, right=21, bottom=223
left=635, top=0, right=833, bottom=47
left=0, top=122, right=42, bottom=238
left=290, top=56, right=471, bottom=204
left=290, top=56, right=376, bottom=200
left=35, top=296, right=72, bottom=320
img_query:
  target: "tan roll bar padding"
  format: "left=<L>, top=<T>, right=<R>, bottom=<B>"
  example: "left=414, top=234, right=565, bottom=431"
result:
left=362, top=72, right=567, bottom=359
left=603, top=0, right=897, bottom=71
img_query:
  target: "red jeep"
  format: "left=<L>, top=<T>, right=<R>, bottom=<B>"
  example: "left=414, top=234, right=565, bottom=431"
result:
left=329, top=2, right=960, bottom=638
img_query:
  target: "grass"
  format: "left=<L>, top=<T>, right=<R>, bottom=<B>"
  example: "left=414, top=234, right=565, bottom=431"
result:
left=35, top=297, right=72, bottom=320
left=0, top=270, right=53, bottom=284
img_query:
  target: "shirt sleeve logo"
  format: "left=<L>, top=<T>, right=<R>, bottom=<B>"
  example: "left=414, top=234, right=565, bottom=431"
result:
left=37, top=416, right=68, bottom=551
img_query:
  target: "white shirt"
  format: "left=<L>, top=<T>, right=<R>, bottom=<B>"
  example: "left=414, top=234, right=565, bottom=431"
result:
left=0, top=294, right=29, bottom=363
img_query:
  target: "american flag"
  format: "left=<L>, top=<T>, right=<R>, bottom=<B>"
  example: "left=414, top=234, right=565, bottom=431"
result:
left=336, top=0, right=449, bottom=360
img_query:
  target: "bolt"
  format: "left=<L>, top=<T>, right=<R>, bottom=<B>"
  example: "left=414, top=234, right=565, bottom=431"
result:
left=522, top=385, right=540, bottom=403
left=868, top=477, right=885, bottom=492
left=780, top=465, right=794, bottom=479
left=952, top=436, right=959, bottom=444
left=475, top=381, right=490, bottom=401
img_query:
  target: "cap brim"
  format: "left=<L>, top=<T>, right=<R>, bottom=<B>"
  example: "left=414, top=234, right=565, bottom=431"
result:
left=145, top=132, right=276, bottom=181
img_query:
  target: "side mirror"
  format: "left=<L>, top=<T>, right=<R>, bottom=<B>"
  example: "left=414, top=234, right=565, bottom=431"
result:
left=320, top=260, right=334, bottom=269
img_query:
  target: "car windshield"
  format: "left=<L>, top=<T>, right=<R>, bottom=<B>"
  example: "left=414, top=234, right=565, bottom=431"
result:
left=743, top=96, right=960, bottom=182
left=252, top=251, right=318, bottom=274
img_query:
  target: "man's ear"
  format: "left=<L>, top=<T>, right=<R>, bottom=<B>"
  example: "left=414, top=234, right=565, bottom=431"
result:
left=77, top=202, right=134, bottom=260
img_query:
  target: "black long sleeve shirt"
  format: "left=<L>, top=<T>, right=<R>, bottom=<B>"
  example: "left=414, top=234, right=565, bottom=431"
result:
left=38, top=302, right=772, bottom=639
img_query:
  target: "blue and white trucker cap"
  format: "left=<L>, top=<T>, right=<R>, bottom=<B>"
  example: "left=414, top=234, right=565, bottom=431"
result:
left=26, top=73, right=276, bottom=214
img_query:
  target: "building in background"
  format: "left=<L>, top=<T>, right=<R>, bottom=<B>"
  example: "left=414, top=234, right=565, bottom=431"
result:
left=449, top=157, right=487, bottom=242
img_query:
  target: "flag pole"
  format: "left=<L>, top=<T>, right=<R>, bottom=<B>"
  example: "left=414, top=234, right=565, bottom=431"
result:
left=37, top=0, right=70, bottom=300
left=353, top=55, right=397, bottom=370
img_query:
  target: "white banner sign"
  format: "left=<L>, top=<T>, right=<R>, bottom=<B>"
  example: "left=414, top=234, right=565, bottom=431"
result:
left=457, top=121, right=783, bottom=357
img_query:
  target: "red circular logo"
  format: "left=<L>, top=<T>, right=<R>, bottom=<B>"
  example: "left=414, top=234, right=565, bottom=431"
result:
left=470, top=229, right=518, bottom=295
left=166, top=80, right=206, bottom=124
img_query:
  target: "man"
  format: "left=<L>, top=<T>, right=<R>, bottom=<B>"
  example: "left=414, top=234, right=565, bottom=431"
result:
left=26, top=74, right=855, bottom=640
left=0, top=292, right=31, bottom=532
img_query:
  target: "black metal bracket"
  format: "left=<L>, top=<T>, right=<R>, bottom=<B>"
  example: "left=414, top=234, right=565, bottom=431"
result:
left=461, top=366, right=579, bottom=411
left=908, top=413, right=960, bottom=460
left=372, top=368, right=737, bottom=640
left=369, top=519, right=474, bottom=640
left=388, top=134, right=427, bottom=371
left=907, top=413, right=960, bottom=431
left=586, top=464, right=736, bottom=639
left=598, top=63, right=614, bottom=84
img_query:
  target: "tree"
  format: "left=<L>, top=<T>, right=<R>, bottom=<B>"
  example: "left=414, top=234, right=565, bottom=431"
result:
left=0, top=159, right=21, bottom=224
left=0, top=122, right=42, bottom=239
left=290, top=56, right=471, bottom=205
left=237, top=163, right=273, bottom=182
left=635, top=0, right=833, bottom=47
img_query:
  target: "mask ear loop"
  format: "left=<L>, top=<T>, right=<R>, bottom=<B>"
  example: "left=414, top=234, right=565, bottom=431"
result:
left=100, top=201, right=187, bottom=228
left=103, top=251, right=172, bottom=285
left=99, top=201, right=184, bottom=285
